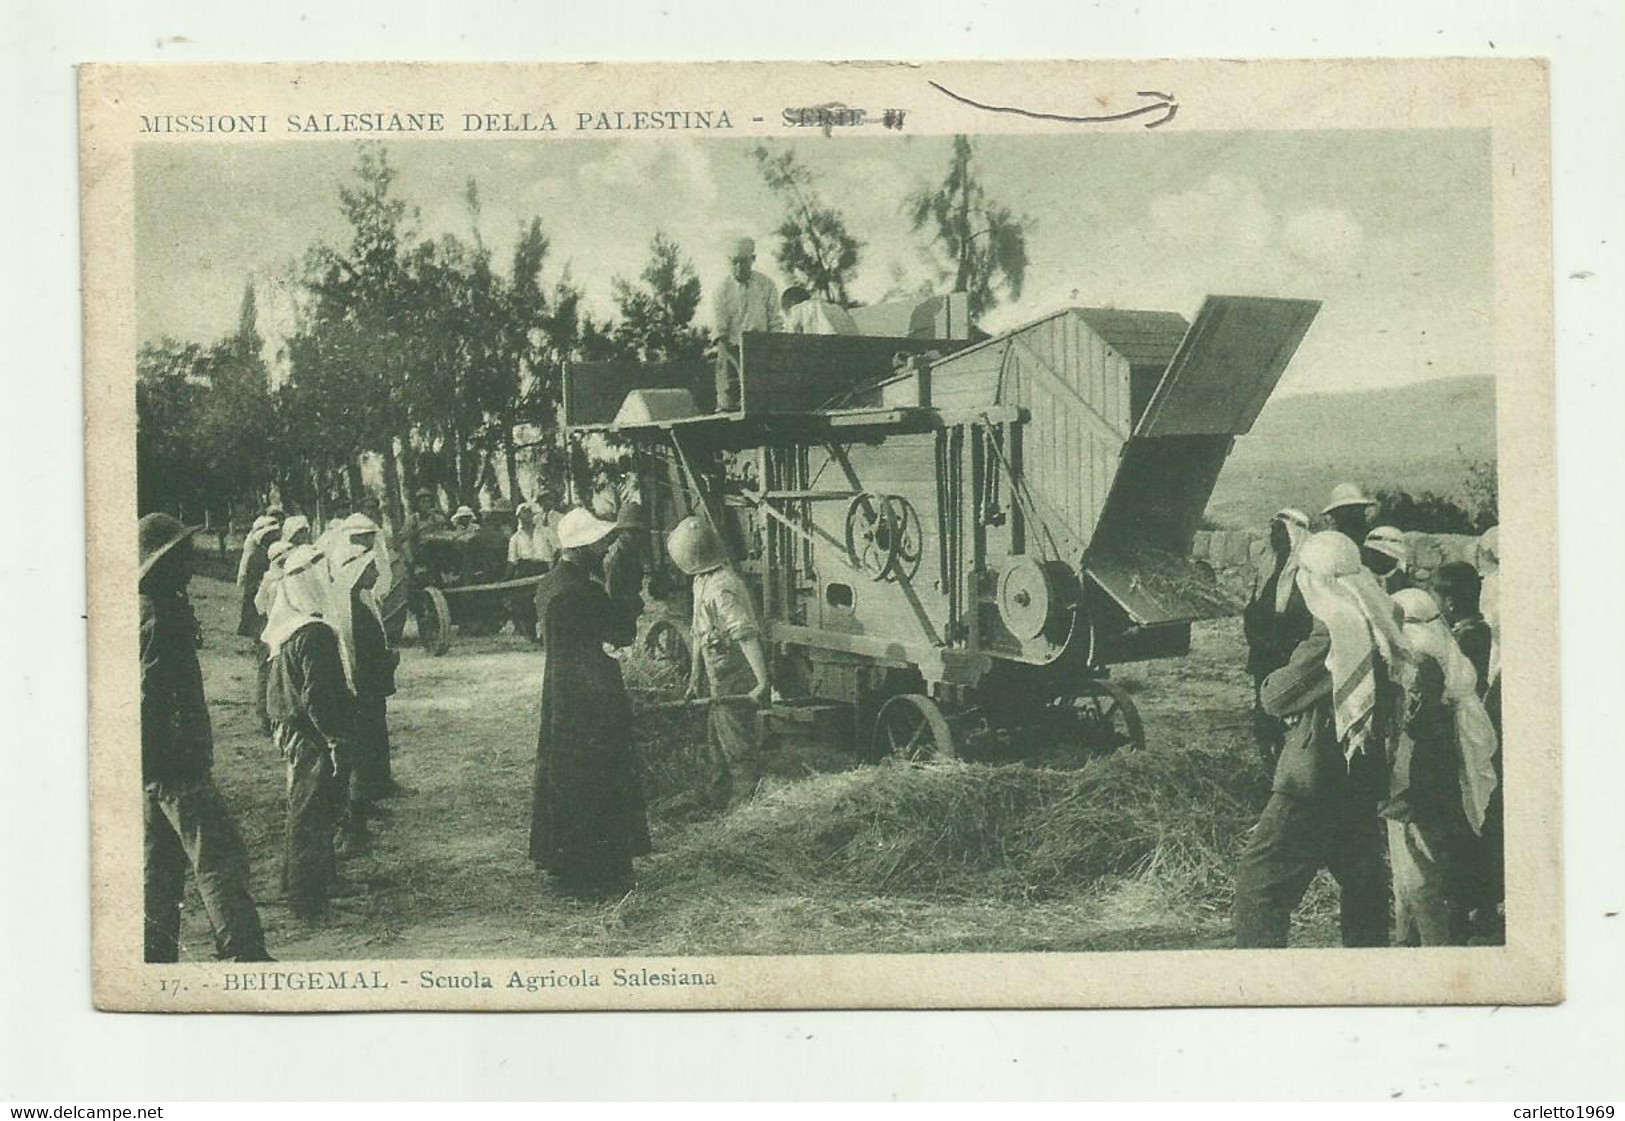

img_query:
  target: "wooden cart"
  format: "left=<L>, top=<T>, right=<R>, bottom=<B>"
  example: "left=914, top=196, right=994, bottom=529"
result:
left=409, top=526, right=543, bottom=656
left=565, top=295, right=1319, bottom=761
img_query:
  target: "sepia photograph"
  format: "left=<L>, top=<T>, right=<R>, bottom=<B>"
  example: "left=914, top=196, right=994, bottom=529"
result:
left=81, top=58, right=1560, bottom=1010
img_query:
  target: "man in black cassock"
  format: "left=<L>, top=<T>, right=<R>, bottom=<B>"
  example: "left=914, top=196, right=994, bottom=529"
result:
left=529, top=508, right=650, bottom=899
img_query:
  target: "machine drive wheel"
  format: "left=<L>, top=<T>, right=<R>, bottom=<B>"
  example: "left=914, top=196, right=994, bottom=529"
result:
left=419, top=586, right=452, bottom=657
left=1073, top=680, right=1145, bottom=755
left=872, top=694, right=956, bottom=762
left=643, top=619, right=691, bottom=671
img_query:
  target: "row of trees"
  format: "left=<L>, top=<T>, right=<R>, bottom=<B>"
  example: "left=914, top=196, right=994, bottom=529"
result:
left=137, top=137, right=1032, bottom=529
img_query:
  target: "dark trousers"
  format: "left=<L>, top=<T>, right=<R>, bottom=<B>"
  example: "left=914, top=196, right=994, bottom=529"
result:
left=1457, top=788, right=1506, bottom=943
left=282, top=736, right=341, bottom=918
left=511, top=560, right=547, bottom=641
left=346, top=696, right=393, bottom=810
left=253, top=642, right=272, bottom=732
left=144, top=780, right=268, bottom=962
left=1234, top=790, right=1390, bottom=948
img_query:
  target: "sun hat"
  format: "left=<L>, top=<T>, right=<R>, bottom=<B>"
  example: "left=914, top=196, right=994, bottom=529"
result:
left=1322, top=482, right=1376, bottom=515
left=556, top=507, right=617, bottom=550
left=665, top=515, right=729, bottom=576
left=139, top=512, right=199, bottom=579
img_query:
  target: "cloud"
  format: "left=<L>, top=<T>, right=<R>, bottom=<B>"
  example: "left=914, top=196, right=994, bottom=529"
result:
left=1282, top=207, right=1365, bottom=266
left=576, top=138, right=719, bottom=207
left=1147, top=172, right=1274, bottom=254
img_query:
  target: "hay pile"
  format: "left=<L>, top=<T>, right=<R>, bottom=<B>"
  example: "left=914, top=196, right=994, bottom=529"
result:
left=648, top=743, right=1272, bottom=905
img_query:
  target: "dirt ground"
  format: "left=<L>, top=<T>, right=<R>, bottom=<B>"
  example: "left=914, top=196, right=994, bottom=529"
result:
left=170, top=571, right=1336, bottom=961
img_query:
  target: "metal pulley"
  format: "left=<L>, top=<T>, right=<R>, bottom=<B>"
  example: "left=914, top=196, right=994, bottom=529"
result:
left=844, top=492, right=924, bottom=583
left=996, top=557, right=1081, bottom=641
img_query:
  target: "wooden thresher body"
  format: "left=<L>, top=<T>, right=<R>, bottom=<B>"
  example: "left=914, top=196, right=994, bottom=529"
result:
left=564, top=295, right=1320, bottom=760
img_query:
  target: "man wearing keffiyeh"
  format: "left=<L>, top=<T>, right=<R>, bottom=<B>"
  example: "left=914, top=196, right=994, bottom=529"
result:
left=1243, top=508, right=1313, bottom=762
left=263, top=544, right=355, bottom=920
left=237, top=515, right=282, bottom=734
left=1234, top=531, right=1406, bottom=948
left=325, top=541, right=399, bottom=853
left=1385, top=587, right=1500, bottom=945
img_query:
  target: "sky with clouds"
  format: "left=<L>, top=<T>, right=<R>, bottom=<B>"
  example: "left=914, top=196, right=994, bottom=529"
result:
left=135, top=128, right=1491, bottom=397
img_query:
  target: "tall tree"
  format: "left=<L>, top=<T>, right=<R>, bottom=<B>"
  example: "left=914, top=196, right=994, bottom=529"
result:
left=907, top=135, right=1032, bottom=322
left=751, top=144, right=863, bottom=305
left=610, top=233, right=709, bottom=364
left=291, top=142, right=420, bottom=523
left=136, top=339, right=209, bottom=519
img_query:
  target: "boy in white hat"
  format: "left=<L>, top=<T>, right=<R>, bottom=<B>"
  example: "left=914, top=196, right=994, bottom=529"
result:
left=667, top=514, right=770, bottom=809
left=712, top=235, right=782, bottom=411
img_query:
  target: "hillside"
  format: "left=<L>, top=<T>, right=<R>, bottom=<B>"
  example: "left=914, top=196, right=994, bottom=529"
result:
left=1207, top=376, right=1497, bottom=528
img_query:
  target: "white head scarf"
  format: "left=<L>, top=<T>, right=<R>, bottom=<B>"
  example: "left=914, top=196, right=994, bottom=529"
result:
left=1296, top=531, right=1409, bottom=759
left=237, top=515, right=281, bottom=582
left=262, top=544, right=332, bottom=657
left=341, top=512, right=393, bottom=599
left=1476, top=526, right=1501, bottom=685
left=1270, top=507, right=1311, bottom=615
left=281, top=514, right=312, bottom=546
left=325, top=541, right=377, bottom=694
left=254, top=539, right=292, bottom=617
left=1393, top=587, right=1500, bottom=834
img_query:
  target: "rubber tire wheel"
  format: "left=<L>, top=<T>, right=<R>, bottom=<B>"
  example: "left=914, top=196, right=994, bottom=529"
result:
left=643, top=619, right=691, bottom=669
left=421, top=586, right=452, bottom=657
left=872, top=694, right=956, bottom=762
left=1075, top=680, right=1145, bottom=754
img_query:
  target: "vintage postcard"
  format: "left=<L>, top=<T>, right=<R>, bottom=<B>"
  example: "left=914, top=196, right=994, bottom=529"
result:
left=82, top=58, right=1559, bottom=1011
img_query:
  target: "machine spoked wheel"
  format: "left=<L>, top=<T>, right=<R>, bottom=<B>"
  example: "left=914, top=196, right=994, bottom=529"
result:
left=844, top=493, right=923, bottom=582
left=872, top=694, right=956, bottom=762
left=418, top=586, right=452, bottom=657
left=643, top=619, right=691, bottom=671
left=1072, top=680, right=1145, bottom=755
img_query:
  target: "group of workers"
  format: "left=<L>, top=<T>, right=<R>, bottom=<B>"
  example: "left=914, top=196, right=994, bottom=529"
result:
left=1238, top=482, right=1503, bottom=948
left=142, top=498, right=404, bottom=960
left=140, top=454, right=1507, bottom=958
left=138, top=474, right=772, bottom=957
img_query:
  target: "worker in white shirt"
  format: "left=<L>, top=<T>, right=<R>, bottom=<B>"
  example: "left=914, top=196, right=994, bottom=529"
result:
left=508, top=503, right=557, bottom=644
left=712, top=236, right=782, bottom=412
left=782, top=285, right=859, bottom=336
left=667, top=515, right=770, bottom=809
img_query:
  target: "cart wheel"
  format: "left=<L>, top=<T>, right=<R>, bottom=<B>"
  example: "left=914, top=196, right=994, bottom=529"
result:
left=643, top=619, right=690, bottom=670
left=419, top=586, right=452, bottom=657
left=1073, top=680, right=1145, bottom=755
left=872, top=694, right=956, bottom=762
